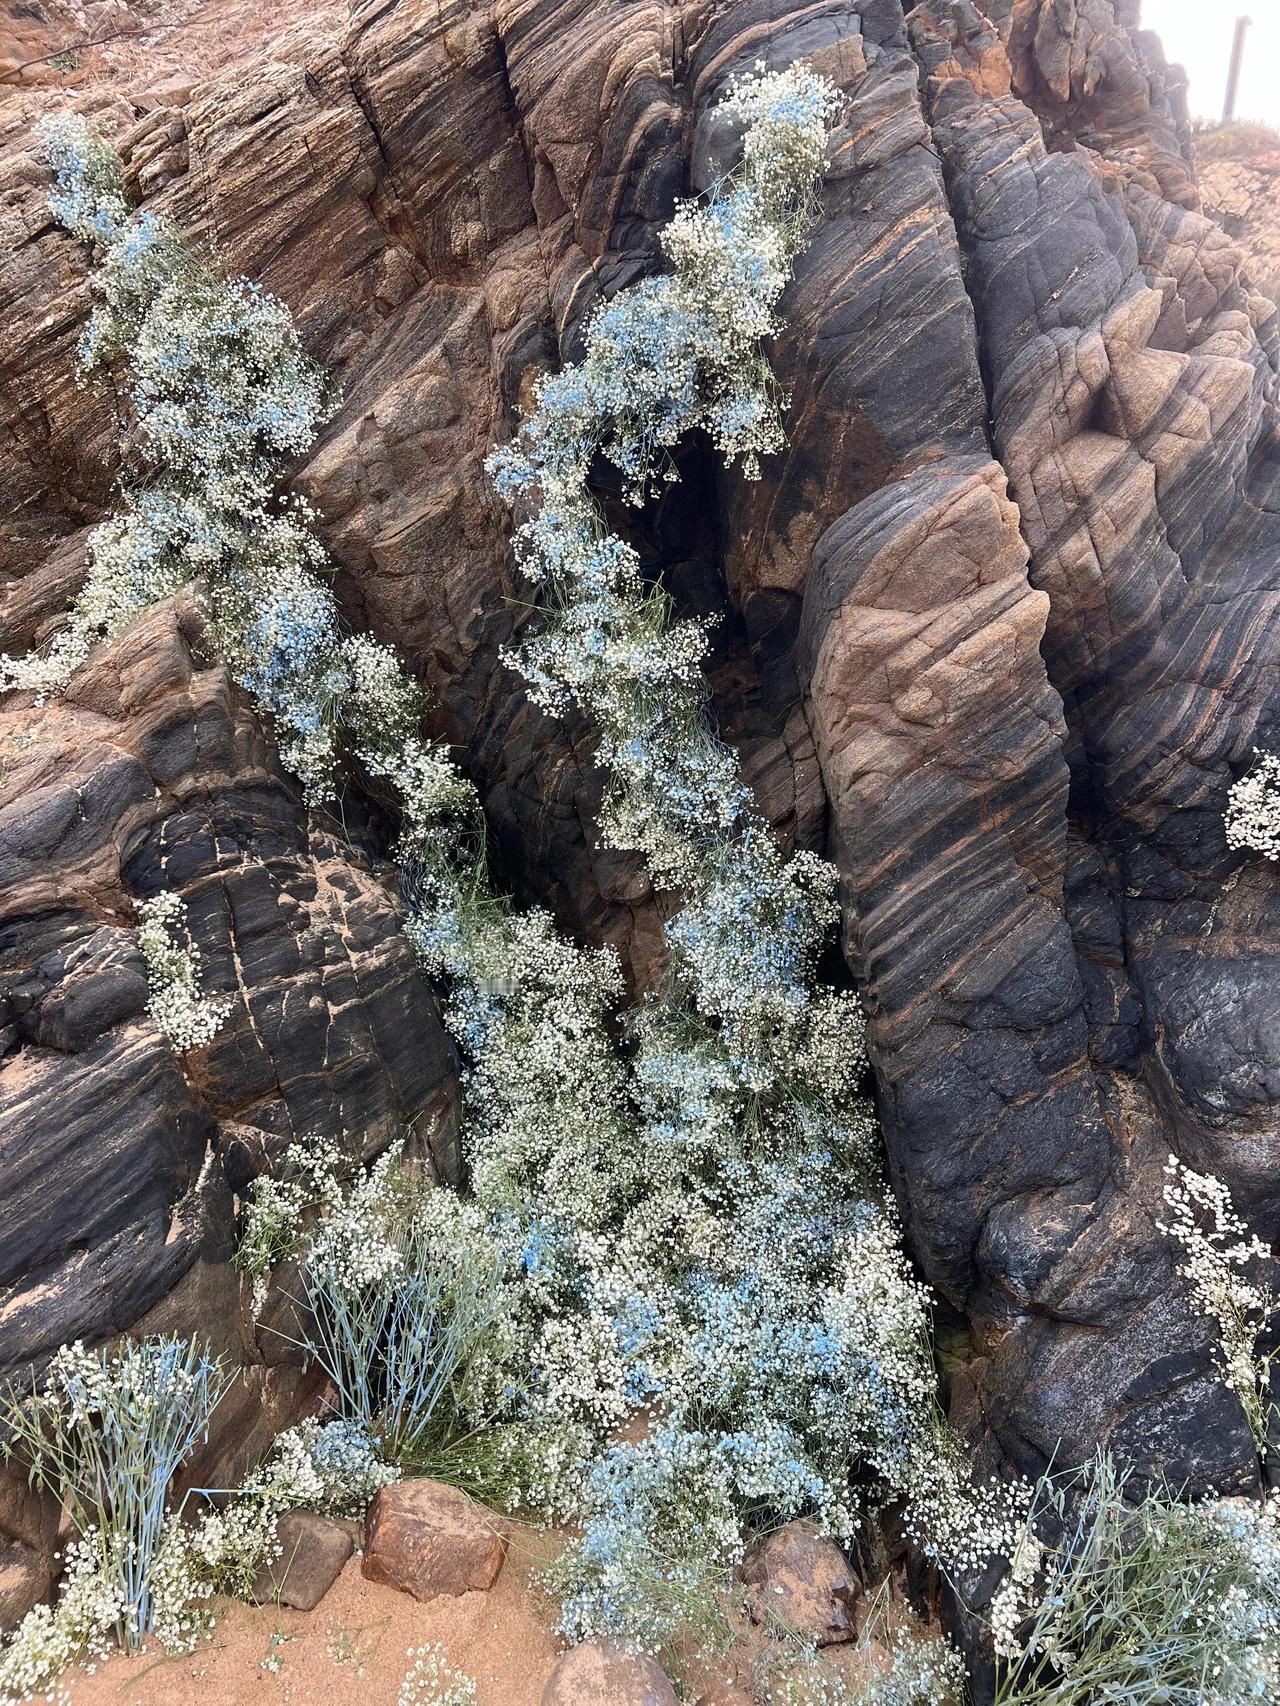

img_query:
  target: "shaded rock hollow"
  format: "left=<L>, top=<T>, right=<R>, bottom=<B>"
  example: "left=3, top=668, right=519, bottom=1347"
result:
left=0, top=0, right=1278, bottom=1622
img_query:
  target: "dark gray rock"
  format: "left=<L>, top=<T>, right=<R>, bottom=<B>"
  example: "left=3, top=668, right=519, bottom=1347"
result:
left=249, top=1510, right=354, bottom=1611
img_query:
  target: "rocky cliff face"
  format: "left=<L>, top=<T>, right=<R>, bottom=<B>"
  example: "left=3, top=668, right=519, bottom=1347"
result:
left=1201, top=136, right=1280, bottom=305
left=1, top=0, right=1278, bottom=1601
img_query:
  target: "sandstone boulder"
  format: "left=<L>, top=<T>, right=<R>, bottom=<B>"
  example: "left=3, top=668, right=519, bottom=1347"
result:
left=0, top=1466, right=59, bottom=1632
left=543, top=1641, right=678, bottom=1706
left=362, top=1479, right=504, bottom=1600
left=740, top=1521, right=859, bottom=1647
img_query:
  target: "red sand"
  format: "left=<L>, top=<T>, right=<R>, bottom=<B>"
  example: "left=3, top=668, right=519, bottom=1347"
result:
left=62, top=1536, right=563, bottom=1706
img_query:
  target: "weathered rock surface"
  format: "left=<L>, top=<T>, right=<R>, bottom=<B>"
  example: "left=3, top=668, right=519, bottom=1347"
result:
left=249, top=1510, right=354, bottom=1610
left=0, top=1472, right=59, bottom=1631
left=740, top=1520, right=859, bottom=1646
left=543, top=1641, right=679, bottom=1706
left=693, top=1687, right=756, bottom=1706
left=0, top=582, right=457, bottom=1611
left=362, top=1479, right=505, bottom=1600
left=2, top=0, right=1280, bottom=1637
left=1201, top=142, right=1280, bottom=304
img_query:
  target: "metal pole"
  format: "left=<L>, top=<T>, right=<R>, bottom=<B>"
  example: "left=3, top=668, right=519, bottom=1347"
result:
left=1223, top=15, right=1251, bottom=122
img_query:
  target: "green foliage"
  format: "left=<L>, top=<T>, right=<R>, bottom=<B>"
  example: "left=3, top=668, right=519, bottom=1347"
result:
left=299, top=1184, right=501, bottom=1465
left=992, top=1457, right=1280, bottom=1706
left=245, top=1140, right=504, bottom=1472
left=0, top=1337, right=227, bottom=1652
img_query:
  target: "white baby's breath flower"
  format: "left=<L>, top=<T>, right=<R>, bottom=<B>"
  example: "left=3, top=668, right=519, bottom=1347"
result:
left=1226, top=749, right=1280, bottom=859
left=136, top=890, right=232, bottom=1051
left=1159, top=1155, right=1277, bottom=1449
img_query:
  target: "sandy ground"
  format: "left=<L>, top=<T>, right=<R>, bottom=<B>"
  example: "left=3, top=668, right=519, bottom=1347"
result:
left=61, top=1531, right=564, bottom=1706
left=49, top=1535, right=925, bottom=1706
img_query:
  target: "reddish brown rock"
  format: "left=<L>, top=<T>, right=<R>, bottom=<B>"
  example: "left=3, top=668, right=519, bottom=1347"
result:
left=1000, top=0, right=1199, bottom=211
left=0, top=1467, right=58, bottom=1633
left=694, top=1683, right=756, bottom=1706
left=543, top=1641, right=678, bottom=1706
left=362, top=1480, right=504, bottom=1601
left=740, top=1521, right=859, bottom=1647
left=249, top=1510, right=354, bottom=1611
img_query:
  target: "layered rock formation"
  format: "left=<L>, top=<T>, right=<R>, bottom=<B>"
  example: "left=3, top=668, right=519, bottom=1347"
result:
left=1, top=0, right=1278, bottom=1619
left=797, top=0, right=1280, bottom=1507
left=0, top=584, right=457, bottom=1368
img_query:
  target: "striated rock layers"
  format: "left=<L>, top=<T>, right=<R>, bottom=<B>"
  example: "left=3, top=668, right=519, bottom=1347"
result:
left=0, top=586, right=458, bottom=1394
left=1, top=0, right=1279, bottom=1605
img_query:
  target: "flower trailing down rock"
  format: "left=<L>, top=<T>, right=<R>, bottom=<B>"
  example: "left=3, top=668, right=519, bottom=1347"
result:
left=1159, top=1156, right=1278, bottom=1451
left=3, top=116, right=330, bottom=734
left=484, top=61, right=1026, bottom=1636
left=136, top=890, right=232, bottom=1051
left=484, top=66, right=836, bottom=918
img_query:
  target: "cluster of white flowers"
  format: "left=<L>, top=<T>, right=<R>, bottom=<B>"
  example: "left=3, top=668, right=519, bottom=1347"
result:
left=135, top=890, right=232, bottom=1050
left=146, top=1413, right=398, bottom=1629
left=2, top=117, right=331, bottom=706
left=862, top=1631, right=969, bottom=1706
left=234, top=1130, right=370, bottom=1307
left=42, top=112, right=130, bottom=244
left=302, top=1143, right=407, bottom=1290
left=1199, top=1492, right=1280, bottom=1700
left=241, top=1138, right=512, bottom=1466
left=0, top=1529, right=123, bottom=1705
left=485, top=70, right=841, bottom=934
left=16, top=125, right=481, bottom=819
left=990, top=1527, right=1044, bottom=1661
left=235, top=1170, right=311, bottom=1311
left=0, top=1337, right=228, bottom=1697
left=1159, top=1156, right=1277, bottom=1450
left=756, top=1626, right=967, bottom=1706
left=1225, top=749, right=1280, bottom=859
left=259, top=1416, right=401, bottom=1515
left=398, top=1643, right=476, bottom=1706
